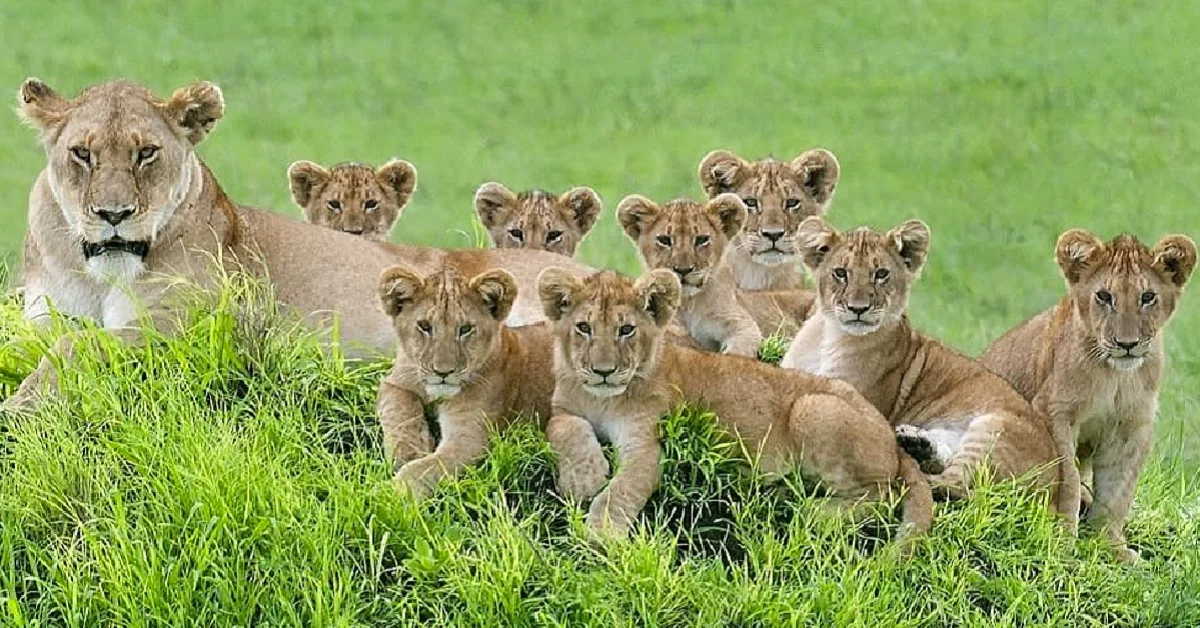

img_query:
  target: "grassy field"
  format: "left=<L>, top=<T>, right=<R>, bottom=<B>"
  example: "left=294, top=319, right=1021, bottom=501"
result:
left=2, top=0, right=1199, bottom=625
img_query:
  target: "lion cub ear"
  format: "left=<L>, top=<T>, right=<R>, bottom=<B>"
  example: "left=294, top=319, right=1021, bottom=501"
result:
left=378, top=266, right=426, bottom=318
left=287, top=161, right=331, bottom=209
left=791, top=149, right=840, bottom=208
left=698, top=150, right=749, bottom=197
left=560, top=187, right=603, bottom=236
left=17, top=78, right=72, bottom=134
left=616, top=195, right=662, bottom=240
left=538, top=267, right=584, bottom=321
left=795, top=217, right=840, bottom=270
left=705, top=193, right=748, bottom=239
left=1150, top=234, right=1198, bottom=288
left=1055, top=229, right=1105, bottom=285
left=635, top=269, right=682, bottom=326
left=887, top=220, right=932, bottom=273
left=470, top=269, right=518, bottom=321
left=475, top=182, right=517, bottom=228
left=376, top=159, right=418, bottom=207
left=163, top=81, right=225, bottom=145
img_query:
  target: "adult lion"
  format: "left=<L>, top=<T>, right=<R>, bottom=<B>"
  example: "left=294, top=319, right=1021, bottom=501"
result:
left=7, top=78, right=590, bottom=407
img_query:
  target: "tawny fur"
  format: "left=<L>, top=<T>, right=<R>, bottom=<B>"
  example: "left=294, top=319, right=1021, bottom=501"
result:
left=697, top=149, right=840, bottom=291
left=475, top=182, right=602, bottom=257
left=780, top=218, right=1061, bottom=504
left=981, top=230, right=1196, bottom=562
left=288, top=159, right=416, bottom=241
left=538, top=268, right=932, bottom=552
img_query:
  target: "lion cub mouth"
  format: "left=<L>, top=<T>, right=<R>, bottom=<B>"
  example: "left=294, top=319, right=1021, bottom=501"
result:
left=82, top=238, right=150, bottom=260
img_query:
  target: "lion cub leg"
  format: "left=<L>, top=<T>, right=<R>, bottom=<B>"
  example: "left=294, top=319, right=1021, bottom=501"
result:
left=376, top=380, right=434, bottom=469
left=545, top=413, right=611, bottom=503
left=1047, top=415, right=1082, bottom=537
left=394, top=407, right=491, bottom=500
left=1087, top=422, right=1153, bottom=563
left=581, top=417, right=661, bottom=539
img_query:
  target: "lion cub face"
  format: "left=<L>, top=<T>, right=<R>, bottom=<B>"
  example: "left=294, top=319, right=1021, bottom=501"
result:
left=538, top=268, right=681, bottom=397
left=796, top=218, right=931, bottom=336
left=616, top=194, right=746, bottom=295
left=378, top=266, right=517, bottom=398
left=289, top=160, right=417, bottom=241
left=698, top=149, right=840, bottom=267
left=1056, top=230, right=1196, bottom=371
left=474, top=183, right=602, bottom=257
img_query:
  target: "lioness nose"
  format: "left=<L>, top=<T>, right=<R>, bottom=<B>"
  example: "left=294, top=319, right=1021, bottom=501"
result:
left=1115, top=340, right=1138, bottom=351
left=94, top=206, right=134, bottom=225
left=593, top=366, right=616, bottom=378
left=847, top=305, right=870, bottom=316
left=761, top=229, right=785, bottom=242
left=673, top=266, right=694, bottom=277
left=432, top=368, right=454, bottom=378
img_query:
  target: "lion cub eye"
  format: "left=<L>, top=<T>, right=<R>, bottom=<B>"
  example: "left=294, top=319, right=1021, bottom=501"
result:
left=784, top=198, right=801, bottom=210
left=136, top=145, right=159, bottom=164
left=546, top=230, right=563, bottom=244
left=575, top=322, right=592, bottom=336
left=694, top=235, right=711, bottom=248
left=874, top=268, right=890, bottom=282
left=833, top=267, right=848, bottom=282
left=1141, top=291, right=1157, bottom=306
left=742, top=198, right=760, bottom=213
left=364, top=199, right=379, bottom=213
left=458, top=324, right=475, bottom=338
left=1095, top=290, right=1113, bottom=306
left=416, top=320, right=432, bottom=335
left=70, top=146, right=92, bottom=165
left=508, top=228, right=525, bottom=242
left=655, top=235, right=673, bottom=248
left=618, top=324, right=636, bottom=338
left=327, top=199, right=343, bottom=214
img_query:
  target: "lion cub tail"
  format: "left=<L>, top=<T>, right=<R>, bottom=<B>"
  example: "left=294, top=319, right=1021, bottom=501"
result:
left=894, top=447, right=934, bottom=555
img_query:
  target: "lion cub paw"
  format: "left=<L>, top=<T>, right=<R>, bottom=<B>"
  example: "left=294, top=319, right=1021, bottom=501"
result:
left=393, top=456, right=445, bottom=501
left=895, top=425, right=945, bottom=475
left=585, top=491, right=633, bottom=540
left=557, top=454, right=610, bottom=503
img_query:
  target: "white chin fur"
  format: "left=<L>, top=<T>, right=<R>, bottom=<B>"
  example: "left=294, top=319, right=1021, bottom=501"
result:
left=752, top=251, right=793, bottom=266
left=1108, top=356, right=1144, bottom=371
left=585, top=384, right=628, bottom=398
left=85, top=252, right=146, bottom=283
left=680, top=285, right=703, bottom=296
left=425, top=384, right=462, bottom=399
left=838, top=320, right=880, bottom=336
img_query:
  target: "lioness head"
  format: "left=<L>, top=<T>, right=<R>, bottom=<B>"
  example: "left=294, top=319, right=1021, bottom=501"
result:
left=795, top=217, right=931, bottom=336
left=1055, top=230, right=1196, bottom=371
left=538, top=268, right=681, bottom=397
left=474, top=183, right=602, bottom=257
left=378, top=266, right=517, bottom=398
left=17, top=78, right=223, bottom=278
left=288, top=159, right=416, bottom=241
left=616, top=194, right=746, bottom=295
left=698, top=149, right=840, bottom=267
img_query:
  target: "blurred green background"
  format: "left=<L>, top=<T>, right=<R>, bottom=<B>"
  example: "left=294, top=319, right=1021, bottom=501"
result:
left=1, top=0, right=1196, bottom=462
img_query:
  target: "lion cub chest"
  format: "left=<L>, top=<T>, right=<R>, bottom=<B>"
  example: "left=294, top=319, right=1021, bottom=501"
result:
left=782, top=316, right=860, bottom=382
left=1068, top=367, right=1158, bottom=450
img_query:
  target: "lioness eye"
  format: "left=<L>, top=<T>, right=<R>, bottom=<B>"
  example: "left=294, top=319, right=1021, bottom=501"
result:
left=784, top=198, right=801, bottom=210
left=327, top=199, right=343, bottom=214
left=575, top=322, right=592, bottom=335
left=833, top=267, right=848, bottom=281
left=364, top=199, right=379, bottom=212
left=874, top=268, right=890, bottom=282
left=695, top=235, right=711, bottom=248
left=1141, top=291, right=1157, bottom=306
left=136, top=146, right=159, bottom=164
left=655, top=235, right=673, bottom=247
left=743, top=198, right=760, bottom=212
left=70, top=146, right=91, bottom=164
left=1095, top=290, right=1113, bottom=306
left=458, top=324, right=475, bottom=337
left=508, top=228, right=524, bottom=242
left=546, top=230, right=563, bottom=244
left=619, top=324, right=636, bottom=337
left=417, top=320, right=432, bottom=335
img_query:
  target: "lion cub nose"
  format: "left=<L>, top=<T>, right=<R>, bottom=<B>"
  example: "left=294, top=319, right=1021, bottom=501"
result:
left=673, top=266, right=694, bottom=278
left=1114, top=340, right=1138, bottom=351
left=760, top=229, right=785, bottom=243
left=94, top=206, right=135, bottom=225
left=847, top=305, right=870, bottom=316
left=593, top=366, right=616, bottom=378
left=432, top=367, right=455, bottom=378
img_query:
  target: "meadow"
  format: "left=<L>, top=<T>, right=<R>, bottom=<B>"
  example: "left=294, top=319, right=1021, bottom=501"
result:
left=1, top=0, right=1199, bottom=625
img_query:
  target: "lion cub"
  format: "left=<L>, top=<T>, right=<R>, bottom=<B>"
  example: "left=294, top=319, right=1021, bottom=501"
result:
left=698, top=149, right=840, bottom=291
left=781, top=218, right=1062, bottom=505
left=288, top=159, right=417, bottom=240
left=375, top=265, right=556, bottom=498
left=616, top=194, right=812, bottom=355
left=538, top=268, right=933, bottom=550
left=474, top=182, right=602, bottom=257
left=981, top=230, right=1196, bottom=561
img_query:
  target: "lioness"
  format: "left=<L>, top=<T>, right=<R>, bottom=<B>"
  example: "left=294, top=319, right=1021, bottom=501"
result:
left=288, top=159, right=416, bottom=240
left=538, top=268, right=932, bottom=551
left=617, top=194, right=812, bottom=355
left=981, top=230, right=1196, bottom=561
left=698, top=149, right=840, bottom=291
left=376, top=265, right=565, bottom=498
left=474, top=182, right=602, bottom=257
left=780, top=218, right=1061, bottom=504
left=7, top=78, right=591, bottom=409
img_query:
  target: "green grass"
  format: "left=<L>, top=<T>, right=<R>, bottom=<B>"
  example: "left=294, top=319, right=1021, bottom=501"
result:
left=2, top=0, right=1200, bottom=624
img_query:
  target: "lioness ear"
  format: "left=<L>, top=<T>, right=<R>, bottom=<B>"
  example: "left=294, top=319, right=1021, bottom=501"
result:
left=616, top=195, right=662, bottom=240
left=705, top=193, right=747, bottom=239
left=474, top=182, right=516, bottom=228
left=163, top=81, right=225, bottom=145
left=538, top=267, right=583, bottom=321
left=16, top=77, right=71, bottom=134
left=1150, top=234, right=1198, bottom=288
left=376, top=159, right=418, bottom=207
left=635, top=269, right=682, bottom=326
left=795, top=216, right=840, bottom=269
left=287, top=161, right=331, bottom=209
left=378, top=266, right=425, bottom=318
left=1054, top=229, right=1105, bottom=285
left=698, top=150, right=749, bottom=197
left=560, top=187, right=603, bottom=236
left=887, top=220, right=931, bottom=273
left=791, top=148, right=840, bottom=208
left=470, top=269, right=518, bottom=321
